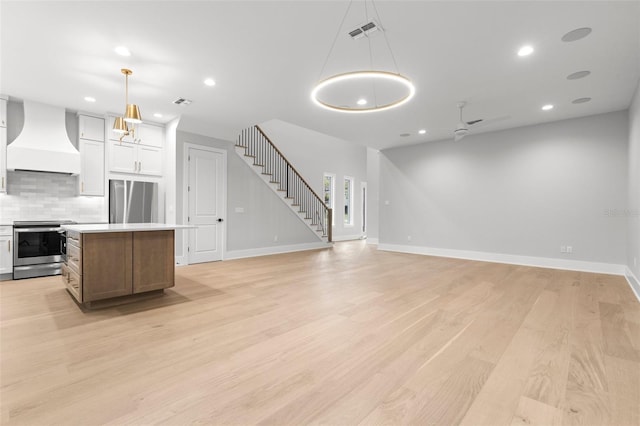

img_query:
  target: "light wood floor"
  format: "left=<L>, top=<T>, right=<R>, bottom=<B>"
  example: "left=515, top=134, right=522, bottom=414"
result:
left=1, top=241, right=639, bottom=425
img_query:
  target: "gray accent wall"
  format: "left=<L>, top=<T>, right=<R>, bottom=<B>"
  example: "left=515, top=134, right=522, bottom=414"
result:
left=629, top=83, right=640, bottom=278
left=175, top=130, right=320, bottom=258
left=379, top=110, right=629, bottom=265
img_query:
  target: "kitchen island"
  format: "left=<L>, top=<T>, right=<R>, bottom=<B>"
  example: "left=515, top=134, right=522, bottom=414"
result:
left=61, top=223, right=182, bottom=308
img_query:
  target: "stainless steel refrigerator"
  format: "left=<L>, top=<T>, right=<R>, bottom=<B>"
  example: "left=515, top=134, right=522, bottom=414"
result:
left=109, top=180, right=158, bottom=223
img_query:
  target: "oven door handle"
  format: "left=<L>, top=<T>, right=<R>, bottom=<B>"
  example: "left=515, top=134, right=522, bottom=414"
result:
left=14, top=227, right=63, bottom=233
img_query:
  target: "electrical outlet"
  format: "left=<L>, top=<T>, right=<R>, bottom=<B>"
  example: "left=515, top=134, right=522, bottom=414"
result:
left=566, top=246, right=573, bottom=254
left=274, top=235, right=278, bottom=242
left=560, top=246, right=566, bottom=253
left=407, top=235, right=412, bottom=242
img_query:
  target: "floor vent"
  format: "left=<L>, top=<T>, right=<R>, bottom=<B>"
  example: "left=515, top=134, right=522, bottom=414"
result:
left=348, top=20, right=382, bottom=39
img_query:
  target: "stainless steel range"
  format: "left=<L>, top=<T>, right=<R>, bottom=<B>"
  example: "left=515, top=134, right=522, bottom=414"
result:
left=13, top=220, right=76, bottom=279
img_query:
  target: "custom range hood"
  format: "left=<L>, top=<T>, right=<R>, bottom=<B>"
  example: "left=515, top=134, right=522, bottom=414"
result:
left=7, top=100, right=80, bottom=175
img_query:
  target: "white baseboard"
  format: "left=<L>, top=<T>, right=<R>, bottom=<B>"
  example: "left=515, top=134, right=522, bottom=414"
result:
left=626, top=267, right=640, bottom=302
left=366, top=237, right=379, bottom=245
left=225, top=241, right=331, bottom=260
left=378, top=243, right=627, bottom=276
left=174, top=255, right=187, bottom=266
left=332, top=234, right=364, bottom=242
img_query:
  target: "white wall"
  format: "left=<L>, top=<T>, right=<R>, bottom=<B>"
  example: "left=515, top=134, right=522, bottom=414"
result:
left=259, top=119, right=368, bottom=241
left=366, top=147, right=380, bottom=243
left=175, top=130, right=321, bottom=258
left=628, top=82, right=640, bottom=288
left=379, top=111, right=629, bottom=269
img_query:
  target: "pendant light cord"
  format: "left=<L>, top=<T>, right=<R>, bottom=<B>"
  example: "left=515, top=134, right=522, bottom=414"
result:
left=317, top=0, right=354, bottom=81
left=371, top=0, right=400, bottom=75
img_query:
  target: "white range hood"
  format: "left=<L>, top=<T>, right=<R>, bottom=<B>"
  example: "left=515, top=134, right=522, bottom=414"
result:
left=7, top=100, right=80, bottom=175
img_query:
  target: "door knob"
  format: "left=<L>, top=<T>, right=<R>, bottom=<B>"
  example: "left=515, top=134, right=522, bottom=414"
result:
left=217, top=218, right=224, bottom=222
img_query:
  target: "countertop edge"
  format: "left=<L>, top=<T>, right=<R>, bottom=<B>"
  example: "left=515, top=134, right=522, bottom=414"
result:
left=62, top=223, right=195, bottom=233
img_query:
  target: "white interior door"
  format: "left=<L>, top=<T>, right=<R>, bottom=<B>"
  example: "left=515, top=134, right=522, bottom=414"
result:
left=187, top=146, right=226, bottom=263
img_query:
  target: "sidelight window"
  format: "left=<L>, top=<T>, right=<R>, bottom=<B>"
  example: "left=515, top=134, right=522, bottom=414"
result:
left=344, top=176, right=353, bottom=226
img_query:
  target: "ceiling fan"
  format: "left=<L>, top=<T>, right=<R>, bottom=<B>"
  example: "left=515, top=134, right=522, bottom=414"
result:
left=453, top=102, right=511, bottom=141
left=454, top=102, right=483, bottom=141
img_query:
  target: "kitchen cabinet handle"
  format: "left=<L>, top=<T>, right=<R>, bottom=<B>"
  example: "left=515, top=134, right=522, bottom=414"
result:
left=81, top=182, right=84, bottom=192
left=1, top=176, right=4, bottom=189
left=139, top=161, right=142, bottom=172
left=7, top=240, right=9, bottom=252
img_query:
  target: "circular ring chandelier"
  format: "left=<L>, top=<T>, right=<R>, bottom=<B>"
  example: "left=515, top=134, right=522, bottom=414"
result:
left=311, top=0, right=415, bottom=114
left=311, top=71, right=416, bottom=113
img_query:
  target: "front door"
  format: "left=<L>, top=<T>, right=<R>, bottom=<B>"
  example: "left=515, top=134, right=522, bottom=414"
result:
left=187, top=146, right=226, bottom=263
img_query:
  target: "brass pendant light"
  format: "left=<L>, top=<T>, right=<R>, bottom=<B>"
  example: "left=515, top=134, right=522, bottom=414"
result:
left=112, top=116, right=128, bottom=135
left=113, top=68, right=142, bottom=139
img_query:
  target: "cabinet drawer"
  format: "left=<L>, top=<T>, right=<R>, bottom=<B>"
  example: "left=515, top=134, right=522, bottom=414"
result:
left=67, top=243, right=82, bottom=274
left=62, top=264, right=82, bottom=302
left=67, top=230, right=81, bottom=247
left=0, top=226, right=12, bottom=235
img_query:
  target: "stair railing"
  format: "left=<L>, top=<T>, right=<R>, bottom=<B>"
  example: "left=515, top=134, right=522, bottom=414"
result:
left=237, top=125, right=332, bottom=242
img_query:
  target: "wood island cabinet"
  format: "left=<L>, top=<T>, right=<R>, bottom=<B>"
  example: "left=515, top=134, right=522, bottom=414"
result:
left=133, top=231, right=175, bottom=293
left=83, top=232, right=133, bottom=301
left=63, top=229, right=175, bottom=306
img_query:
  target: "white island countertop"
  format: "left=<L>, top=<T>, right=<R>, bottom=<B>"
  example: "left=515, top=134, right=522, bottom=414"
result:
left=62, top=223, right=194, bottom=233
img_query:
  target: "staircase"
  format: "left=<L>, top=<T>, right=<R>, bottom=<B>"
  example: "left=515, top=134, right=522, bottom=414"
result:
left=235, top=125, right=332, bottom=242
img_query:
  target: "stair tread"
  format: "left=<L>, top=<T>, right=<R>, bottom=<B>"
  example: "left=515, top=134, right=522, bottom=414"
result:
left=239, top=125, right=332, bottom=244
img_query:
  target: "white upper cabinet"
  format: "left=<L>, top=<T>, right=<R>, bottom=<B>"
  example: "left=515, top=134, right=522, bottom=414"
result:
left=79, top=139, right=104, bottom=196
left=137, top=123, right=164, bottom=148
left=137, top=145, right=163, bottom=175
left=107, top=116, right=164, bottom=177
left=78, top=114, right=105, bottom=196
left=79, top=115, right=105, bottom=142
left=109, top=140, right=162, bottom=177
left=109, top=140, right=137, bottom=174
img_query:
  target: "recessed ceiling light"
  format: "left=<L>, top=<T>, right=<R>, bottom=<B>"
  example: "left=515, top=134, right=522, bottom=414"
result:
left=562, top=27, right=592, bottom=42
left=541, top=104, right=554, bottom=111
left=153, top=113, right=163, bottom=118
left=567, top=70, right=591, bottom=80
left=572, top=97, right=591, bottom=104
left=84, top=96, right=96, bottom=103
left=357, top=98, right=367, bottom=106
left=204, top=78, right=216, bottom=87
left=418, top=129, right=426, bottom=134
left=517, top=45, right=534, bottom=57
left=114, top=46, right=131, bottom=56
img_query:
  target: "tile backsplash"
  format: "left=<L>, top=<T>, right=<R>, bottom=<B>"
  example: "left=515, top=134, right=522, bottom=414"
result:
left=0, top=171, right=105, bottom=223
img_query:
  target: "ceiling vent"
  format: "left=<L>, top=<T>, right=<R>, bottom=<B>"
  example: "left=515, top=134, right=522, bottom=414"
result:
left=348, top=20, right=382, bottom=39
left=173, top=98, right=193, bottom=106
